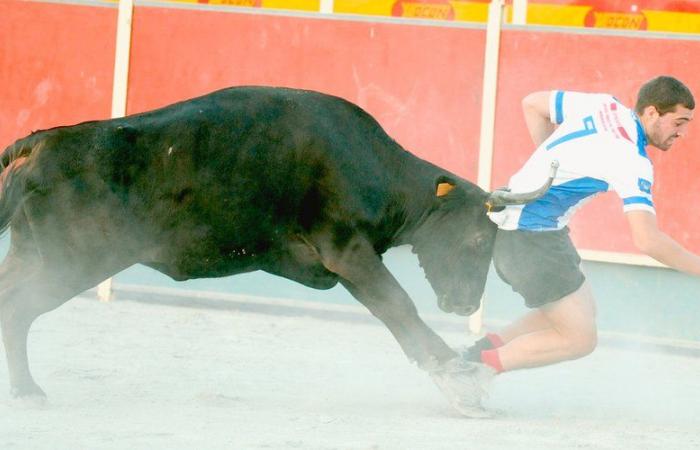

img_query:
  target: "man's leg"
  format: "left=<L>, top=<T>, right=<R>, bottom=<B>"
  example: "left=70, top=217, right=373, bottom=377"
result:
left=464, top=281, right=588, bottom=361
left=477, top=228, right=595, bottom=373
left=493, top=281, right=597, bottom=371
left=495, top=310, right=550, bottom=342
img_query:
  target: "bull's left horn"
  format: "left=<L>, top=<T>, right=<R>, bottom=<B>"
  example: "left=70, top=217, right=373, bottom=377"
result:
left=486, top=160, right=559, bottom=209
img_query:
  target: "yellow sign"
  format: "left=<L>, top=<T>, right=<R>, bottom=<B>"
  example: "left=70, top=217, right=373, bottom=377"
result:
left=393, top=1, right=455, bottom=20
left=402, top=3, right=452, bottom=19
left=198, top=0, right=261, bottom=5
left=584, top=11, right=647, bottom=30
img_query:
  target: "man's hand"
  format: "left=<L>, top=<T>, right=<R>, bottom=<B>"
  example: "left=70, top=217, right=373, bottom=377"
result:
left=626, top=210, right=700, bottom=276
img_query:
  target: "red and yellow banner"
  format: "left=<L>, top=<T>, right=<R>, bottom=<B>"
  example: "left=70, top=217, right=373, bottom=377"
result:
left=163, top=0, right=318, bottom=11
left=326, top=0, right=700, bottom=33
left=142, top=0, right=700, bottom=34
left=528, top=1, right=700, bottom=32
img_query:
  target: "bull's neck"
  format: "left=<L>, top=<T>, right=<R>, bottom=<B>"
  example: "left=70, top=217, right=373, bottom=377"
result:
left=389, top=186, right=439, bottom=247
left=380, top=148, right=462, bottom=247
left=399, top=204, right=441, bottom=251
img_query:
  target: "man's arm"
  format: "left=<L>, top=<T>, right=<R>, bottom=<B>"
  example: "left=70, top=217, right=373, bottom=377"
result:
left=626, top=210, right=700, bottom=276
left=522, top=91, right=558, bottom=147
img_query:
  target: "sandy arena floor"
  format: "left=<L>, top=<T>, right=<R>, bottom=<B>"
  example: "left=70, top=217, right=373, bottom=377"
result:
left=1, top=294, right=698, bottom=450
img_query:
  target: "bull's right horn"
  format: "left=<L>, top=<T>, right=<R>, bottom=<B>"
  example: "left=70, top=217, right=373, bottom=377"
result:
left=485, top=160, right=559, bottom=210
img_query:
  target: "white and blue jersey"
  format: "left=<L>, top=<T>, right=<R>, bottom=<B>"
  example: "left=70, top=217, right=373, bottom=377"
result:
left=489, top=90, right=655, bottom=231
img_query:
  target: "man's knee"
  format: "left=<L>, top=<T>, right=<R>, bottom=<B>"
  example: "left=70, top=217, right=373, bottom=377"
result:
left=541, top=284, right=598, bottom=360
left=567, top=328, right=598, bottom=359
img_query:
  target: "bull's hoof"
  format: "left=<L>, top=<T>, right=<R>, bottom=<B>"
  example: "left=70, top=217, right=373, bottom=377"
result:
left=449, top=403, right=494, bottom=419
left=10, top=382, right=47, bottom=405
left=429, top=357, right=494, bottom=418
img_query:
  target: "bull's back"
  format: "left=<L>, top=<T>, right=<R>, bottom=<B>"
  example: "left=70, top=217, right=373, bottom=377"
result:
left=12, top=87, right=440, bottom=266
left=114, top=87, right=423, bottom=231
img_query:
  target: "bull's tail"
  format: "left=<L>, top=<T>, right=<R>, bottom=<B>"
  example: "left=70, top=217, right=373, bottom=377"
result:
left=0, top=135, right=38, bottom=235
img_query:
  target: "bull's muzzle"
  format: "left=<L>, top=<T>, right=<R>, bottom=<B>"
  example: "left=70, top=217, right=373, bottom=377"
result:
left=438, top=295, right=479, bottom=316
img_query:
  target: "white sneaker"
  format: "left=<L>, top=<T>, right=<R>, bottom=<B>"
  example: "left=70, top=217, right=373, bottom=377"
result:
left=471, top=361, right=497, bottom=398
left=429, top=358, right=494, bottom=418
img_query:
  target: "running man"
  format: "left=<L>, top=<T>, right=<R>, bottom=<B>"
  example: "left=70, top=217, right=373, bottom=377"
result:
left=464, top=75, right=700, bottom=399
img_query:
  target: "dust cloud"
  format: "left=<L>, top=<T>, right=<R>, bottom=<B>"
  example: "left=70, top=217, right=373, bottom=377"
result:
left=0, top=293, right=698, bottom=450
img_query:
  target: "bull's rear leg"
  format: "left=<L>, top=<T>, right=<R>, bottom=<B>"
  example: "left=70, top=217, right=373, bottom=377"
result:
left=1, top=294, right=49, bottom=398
left=1, top=276, right=86, bottom=398
left=0, top=255, right=129, bottom=399
left=318, top=235, right=456, bottom=368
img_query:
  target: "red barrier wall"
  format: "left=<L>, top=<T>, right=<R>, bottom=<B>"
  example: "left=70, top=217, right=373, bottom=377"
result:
left=126, top=6, right=486, bottom=178
left=3, top=1, right=700, bottom=257
left=493, top=28, right=700, bottom=253
left=0, top=0, right=117, bottom=149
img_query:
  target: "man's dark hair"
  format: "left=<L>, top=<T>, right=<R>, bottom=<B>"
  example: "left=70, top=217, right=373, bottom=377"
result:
left=635, top=76, right=695, bottom=115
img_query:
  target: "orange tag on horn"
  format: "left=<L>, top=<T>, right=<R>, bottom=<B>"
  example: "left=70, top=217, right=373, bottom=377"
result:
left=436, top=182, right=455, bottom=197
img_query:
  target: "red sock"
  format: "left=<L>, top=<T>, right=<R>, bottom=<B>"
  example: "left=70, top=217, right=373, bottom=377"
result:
left=481, top=349, right=504, bottom=373
left=486, top=333, right=504, bottom=348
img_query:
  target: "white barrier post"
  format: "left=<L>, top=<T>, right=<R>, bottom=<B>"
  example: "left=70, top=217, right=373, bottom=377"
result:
left=111, top=0, right=134, bottom=119
left=471, top=0, right=505, bottom=334
left=97, top=0, right=134, bottom=302
left=319, top=0, right=334, bottom=14
left=512, top=0, right=527, bottom=25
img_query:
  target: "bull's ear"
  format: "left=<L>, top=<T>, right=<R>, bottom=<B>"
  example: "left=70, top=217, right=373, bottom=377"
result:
left=436, top=182, right=455, bottom=197
left=435, top=176, right=456, bottom=197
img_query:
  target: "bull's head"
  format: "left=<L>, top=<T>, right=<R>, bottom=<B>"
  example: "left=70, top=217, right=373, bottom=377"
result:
left=412, top=161, right=558, bottom=316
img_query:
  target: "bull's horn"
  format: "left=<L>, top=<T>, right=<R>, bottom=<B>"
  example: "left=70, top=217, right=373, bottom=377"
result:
left=486, top=160, right=559, bottom=209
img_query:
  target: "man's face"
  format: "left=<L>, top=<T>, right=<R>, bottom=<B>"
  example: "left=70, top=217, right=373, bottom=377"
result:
left=642, top=104, right=694, bottom=151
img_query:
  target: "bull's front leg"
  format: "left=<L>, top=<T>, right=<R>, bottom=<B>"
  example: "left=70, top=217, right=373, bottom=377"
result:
left=316, top=234, right=455, bottom=368
left=339, top=277, right=456, bottom=368
left=315, top=233, right=490, bottom=417
left=342, top=270, right=491, bottom=417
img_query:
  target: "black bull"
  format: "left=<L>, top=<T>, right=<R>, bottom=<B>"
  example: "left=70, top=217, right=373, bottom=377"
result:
left=0, top=87, right=551, bottom=405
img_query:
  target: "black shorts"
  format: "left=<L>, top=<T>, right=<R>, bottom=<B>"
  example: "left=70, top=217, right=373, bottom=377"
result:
left=493, top=227, right=585, bottom=308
